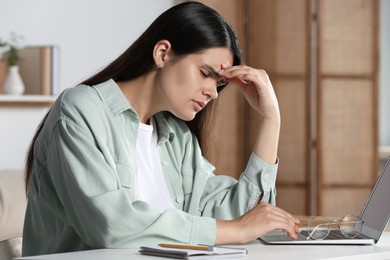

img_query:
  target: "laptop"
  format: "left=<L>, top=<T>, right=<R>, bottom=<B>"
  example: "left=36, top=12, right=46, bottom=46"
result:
left=260, top=156, right=390, bottom=245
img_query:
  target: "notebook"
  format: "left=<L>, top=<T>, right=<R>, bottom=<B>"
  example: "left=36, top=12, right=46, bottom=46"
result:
left=260, top=156, right=390, bottom=245
left=139, top=245, right=247, bottom=259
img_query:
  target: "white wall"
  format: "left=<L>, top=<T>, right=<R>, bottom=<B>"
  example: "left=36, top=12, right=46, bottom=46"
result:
left=0, top=0, right=178, bottom=169
left=0, top=0, right=388, bottom=169
left=380, top=0, right=390, bottom=146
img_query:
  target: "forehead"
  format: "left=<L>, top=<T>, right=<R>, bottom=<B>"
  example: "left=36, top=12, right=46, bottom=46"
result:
left=184, top=47, right=233, bottom=68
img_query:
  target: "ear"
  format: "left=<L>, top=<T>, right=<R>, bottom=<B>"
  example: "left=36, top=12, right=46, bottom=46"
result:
left=153, top=40, right=172, bottom=69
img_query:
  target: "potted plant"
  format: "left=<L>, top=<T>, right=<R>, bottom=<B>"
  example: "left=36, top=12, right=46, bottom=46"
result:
left=0, top=42, right=20, bottom=66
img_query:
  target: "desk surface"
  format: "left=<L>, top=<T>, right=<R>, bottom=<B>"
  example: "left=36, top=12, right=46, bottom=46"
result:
left=15, top=232, right=390, bottom=260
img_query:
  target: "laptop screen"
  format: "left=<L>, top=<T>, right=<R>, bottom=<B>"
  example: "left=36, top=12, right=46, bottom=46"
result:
left=360, top=157, right=390, bottom=241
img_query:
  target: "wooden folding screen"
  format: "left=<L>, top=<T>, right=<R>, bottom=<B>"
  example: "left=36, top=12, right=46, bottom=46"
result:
left=317, top=0, right=379, bottom=216
left=195, top=0, right=378, bottom=217
left=245, top=0, right=311, bottom=215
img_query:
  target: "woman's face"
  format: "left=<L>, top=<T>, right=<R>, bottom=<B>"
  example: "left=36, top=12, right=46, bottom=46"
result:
left=157, top=47, right=233, bottom=121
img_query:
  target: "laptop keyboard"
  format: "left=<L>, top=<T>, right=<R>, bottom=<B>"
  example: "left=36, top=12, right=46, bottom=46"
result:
left=318, top=230, right=371, bottom=240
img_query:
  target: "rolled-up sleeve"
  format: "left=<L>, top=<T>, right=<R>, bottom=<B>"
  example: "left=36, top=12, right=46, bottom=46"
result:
left=240, top=153, right=278, bottom=205
left=193, top=151, right=278, bottom=220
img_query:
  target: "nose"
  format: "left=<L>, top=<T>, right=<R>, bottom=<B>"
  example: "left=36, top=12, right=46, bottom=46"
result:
left=203, top=83, right=218, bottom=100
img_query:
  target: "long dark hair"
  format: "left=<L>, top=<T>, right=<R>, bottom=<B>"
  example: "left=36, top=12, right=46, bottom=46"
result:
left=25, top=1, right=242, bottom=194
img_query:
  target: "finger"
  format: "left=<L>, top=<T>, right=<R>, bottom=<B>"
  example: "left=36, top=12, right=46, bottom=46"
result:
left=274, top=215, right=300, bottom=239
left=223, top=67, right=268, bottom=81
left=273, top=213, right=300, bottom=234
left=267, top=214, right=298, bottom=239
left=220, top=66, right=251, bottom=79
left=219, top=64, right=249, bottom=72
left=295, top=224, right=301, bottom=234
left=256, top=203, right=300, bottom=238
left=228, top=76, right=249, bottom=87
left=220, top=65, right=265, bottom=78
left=267, top=209, right=301, bottom=239
left=220, top=62, right=230, bottom=69
left=225, top=70, right=268, bottom=89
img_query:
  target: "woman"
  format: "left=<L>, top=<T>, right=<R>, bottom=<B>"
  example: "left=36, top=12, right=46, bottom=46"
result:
left=22, top=1, right=300, bottom=256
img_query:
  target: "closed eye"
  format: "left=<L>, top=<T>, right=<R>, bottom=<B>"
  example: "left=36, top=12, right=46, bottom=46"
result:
left=200, top=68, right=228, bottom=91
left=200, top=69, right=210, bottom=78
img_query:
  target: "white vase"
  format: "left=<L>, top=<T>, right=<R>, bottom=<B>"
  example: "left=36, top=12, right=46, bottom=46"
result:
left=4, top=65, right=25, bottom=95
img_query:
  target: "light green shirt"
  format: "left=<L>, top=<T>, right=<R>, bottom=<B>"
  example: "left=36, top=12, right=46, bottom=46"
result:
left=22, top=79, right=278, bottom=256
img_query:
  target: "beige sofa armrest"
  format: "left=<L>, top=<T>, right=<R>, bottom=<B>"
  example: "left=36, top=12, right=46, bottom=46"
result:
left=0, top=170, right=27, bottom=242
left=0, top=237, right=22, bottom=259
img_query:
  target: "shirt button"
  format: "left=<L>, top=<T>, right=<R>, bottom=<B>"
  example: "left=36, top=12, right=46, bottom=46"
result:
left=162, top=161, right=168, bottom=167
left=176, top=196, right=184, bottom=203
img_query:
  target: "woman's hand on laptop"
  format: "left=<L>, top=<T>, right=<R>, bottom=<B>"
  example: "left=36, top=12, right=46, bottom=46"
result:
left=216, top=202, right=300, bottom=244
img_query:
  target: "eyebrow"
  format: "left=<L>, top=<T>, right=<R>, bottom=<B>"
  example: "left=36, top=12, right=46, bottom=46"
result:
left=202, top=65, right=223, bottom=79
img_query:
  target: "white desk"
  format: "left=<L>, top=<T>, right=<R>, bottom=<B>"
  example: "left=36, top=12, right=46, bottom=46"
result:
left=14, top=232, right=390, bottom=260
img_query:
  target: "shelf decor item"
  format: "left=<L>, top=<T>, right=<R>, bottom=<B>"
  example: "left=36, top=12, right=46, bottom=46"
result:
left=3, top=65, right=25, bottom=95
left=0, top=32, right=25, bottom=95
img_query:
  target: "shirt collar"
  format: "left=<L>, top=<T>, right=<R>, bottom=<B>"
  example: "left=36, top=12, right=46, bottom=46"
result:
left=92, top=79, right=134, bottom=116
left=92, top=79, right=175, bottom=143
left=154, top=112, right=176, bottom=144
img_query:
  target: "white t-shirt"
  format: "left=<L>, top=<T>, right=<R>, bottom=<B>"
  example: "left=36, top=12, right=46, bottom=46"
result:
left=136, top=118, right=175, bottom=213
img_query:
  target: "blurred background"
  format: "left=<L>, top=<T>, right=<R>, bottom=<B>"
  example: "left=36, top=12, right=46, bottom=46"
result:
left=0, top=0, right=389, bottom=217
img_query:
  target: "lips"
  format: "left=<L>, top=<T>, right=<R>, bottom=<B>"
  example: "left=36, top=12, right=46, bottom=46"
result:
left=193, top=100, right=206, bottom=112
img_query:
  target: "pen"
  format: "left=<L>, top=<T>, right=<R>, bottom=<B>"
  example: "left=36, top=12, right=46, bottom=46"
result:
left=158, top=243, right=214, bottom=251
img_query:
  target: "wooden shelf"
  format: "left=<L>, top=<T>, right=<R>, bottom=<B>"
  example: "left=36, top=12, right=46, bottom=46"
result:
left=0, top=95, right=56, bottom=107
